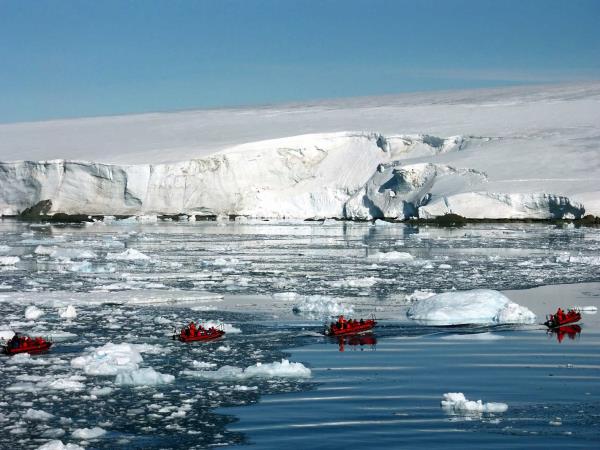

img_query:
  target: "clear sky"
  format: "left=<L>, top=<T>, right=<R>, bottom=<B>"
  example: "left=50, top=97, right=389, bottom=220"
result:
left=1, top=0, right=599, bottom=123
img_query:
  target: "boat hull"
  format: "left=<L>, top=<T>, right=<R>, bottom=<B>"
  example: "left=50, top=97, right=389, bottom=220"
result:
left=176, top=331, right=225, bottom=342
left=326, top=320, right=376, bottom=336
left=3, top=342, right=52, bottom=355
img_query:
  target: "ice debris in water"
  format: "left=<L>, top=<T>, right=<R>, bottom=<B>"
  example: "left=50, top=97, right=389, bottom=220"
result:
left=0, top=256, right=19, bottom=265
left=58, top=305, right=77, bottom=319
left=106, top=248, right=150, bottom=262
left=34, top=246, right=96, bottom=260
left=182, top=359, right=311, bottom=380
left=292, top=295, right=354, bottom=319
left=441, top=392, right=508, bottom=414
left=407, top=289, right=536, bottom=325
left=25, top=305, right=45, bottom=320
left=115, top=368, right=175, bottom=386
left=368, top=251, right=414, bottom=262
left=36, top=440, right=85, bottom=450
left=71, top=427, right=107, bottom=439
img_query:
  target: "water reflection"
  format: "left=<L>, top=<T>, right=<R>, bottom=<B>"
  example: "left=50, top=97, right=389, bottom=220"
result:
left=336, top=333, right=377, bottom=352
left=549, top=325, right=582, bottom=343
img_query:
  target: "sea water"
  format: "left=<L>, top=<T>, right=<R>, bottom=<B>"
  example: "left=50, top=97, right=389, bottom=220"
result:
left=0, top=219, right=599, bottom=449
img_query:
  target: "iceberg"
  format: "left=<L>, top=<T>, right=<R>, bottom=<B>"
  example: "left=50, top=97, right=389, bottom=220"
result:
left=441, top=392, right=508, bottom=414
left=406, top=289, right=536, bottom=325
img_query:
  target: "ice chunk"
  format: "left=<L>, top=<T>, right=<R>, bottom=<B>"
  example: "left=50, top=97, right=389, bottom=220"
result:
left=24, top=408, right=54, bottom=421
left=200, top=320, right=241, bottom=334
left=72, top=427, right=107, bottom=439
left=25, top=305, right=45, bottom=320
left=71, top=343, right=143, bottom=376
left=35, top=246, right=96, bottom=260
left=183, top=359, right=311, bottom=380
left=36, top=441, right=85, bottom=450
left=404, top=289, right=435, bottom=303
left=441, top=392, right=508, bottom=414
left=292, top=295, right=354, bottom=319
left=369, top=251, right=414, bottom=262
left=0, top=328, right=15, bottom=341
left=441, top=332, right=504, bottom=340
left=59, top=305, right=77, bottom=319
left=0, top=256, right=19, bottom=265
left=191, top=361, right=217, bottom=369
left=407, top=289, right=536, bottom=325
left=332, top=277, right=378, bottom=288
left=106, top=248, right=150, bottom=262
left=115, top=368, right=175, bottom=386
left=571, top=305, right=598, bottom=313
left=90, top=386, right=113, bottom=396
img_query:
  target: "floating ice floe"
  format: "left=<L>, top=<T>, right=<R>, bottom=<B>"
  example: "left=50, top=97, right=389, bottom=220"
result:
left=404, top=289, right=435, bottom=303
left=273, top=292, right=299, bottom=300
left=34, top=246, right=96, bottom=260
left=72, top=427, right=107, bottom=439
left=106, top=248, right=151, bottom=262
left=441, top=392, right=508, bottom=414
left=7, top=375, right=86, bottom=393
left=182, top=359, right=311, bottom=380
left=36, top=440, right=85, bottom=450
left=24, top=408, right=54, bottom=421
left=192, top=361, right=217, bottom=369
left=25, top=305, right=45, bottom=320
left=71, top=342, right=144, bottom=375
left=407, top=289, right=536, bottom=325
left=441, top=332, right=504, bottom=341
left=368, top=251, right=414, bottom=262
left=199, top=320, right=241, bottom=334
left=59, top=305, right=77, bottom=319
left=571, top=305, right=598, bottom=313
left=292, top=295, right=354, bottom=319
left=0, top=256, right=19, bottom=265
left=556, top=254, right=600, bottom=266
left=0, top=328, right=15, bottom=341
left=331, top=277, right=378, bottom=288
left=115, top=368, right=175, bottom=386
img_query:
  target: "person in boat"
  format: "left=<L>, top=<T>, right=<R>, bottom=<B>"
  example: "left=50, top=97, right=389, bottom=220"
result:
left=189, top=321, right=197, bottom=335
left=359, top=318, right=364, bottom=325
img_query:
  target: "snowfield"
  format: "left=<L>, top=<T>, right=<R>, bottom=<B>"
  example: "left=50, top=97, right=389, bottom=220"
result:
left=0, top=82, right=599, bottom=219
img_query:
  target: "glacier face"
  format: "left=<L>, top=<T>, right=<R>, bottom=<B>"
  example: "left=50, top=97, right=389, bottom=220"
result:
left=0, top=133, right=471, bottom=218
left=1, top=83, right=599, bottom=219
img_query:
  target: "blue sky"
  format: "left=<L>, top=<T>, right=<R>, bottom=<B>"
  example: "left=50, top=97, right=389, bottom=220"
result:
left=1, top=0, right=599, bottom=122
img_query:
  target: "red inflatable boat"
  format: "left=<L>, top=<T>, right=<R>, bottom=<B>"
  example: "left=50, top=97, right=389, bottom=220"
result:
left=174, top=322, right=226, bottom=342
left=325, top=316, right=377, bottom=336
left=177, top=329, right=225, bottom=342
left=2, top=335, right=52, bottom=356
left=544, top=308, right=581, bottom=328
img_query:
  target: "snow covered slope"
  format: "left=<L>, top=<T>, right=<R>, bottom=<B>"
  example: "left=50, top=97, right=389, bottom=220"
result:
left=1, top=82, right=599, bottom=219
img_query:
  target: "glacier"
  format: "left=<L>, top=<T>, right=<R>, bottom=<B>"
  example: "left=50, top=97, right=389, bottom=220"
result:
left=1, top=82, right=599, bottom=220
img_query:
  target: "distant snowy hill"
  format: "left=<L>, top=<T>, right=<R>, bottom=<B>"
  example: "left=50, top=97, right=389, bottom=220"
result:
left=1, top=82, right=599, bottom=219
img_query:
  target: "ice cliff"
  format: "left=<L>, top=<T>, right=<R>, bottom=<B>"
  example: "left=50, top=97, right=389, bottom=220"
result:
left=1, top=83, right=598, bottom=220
